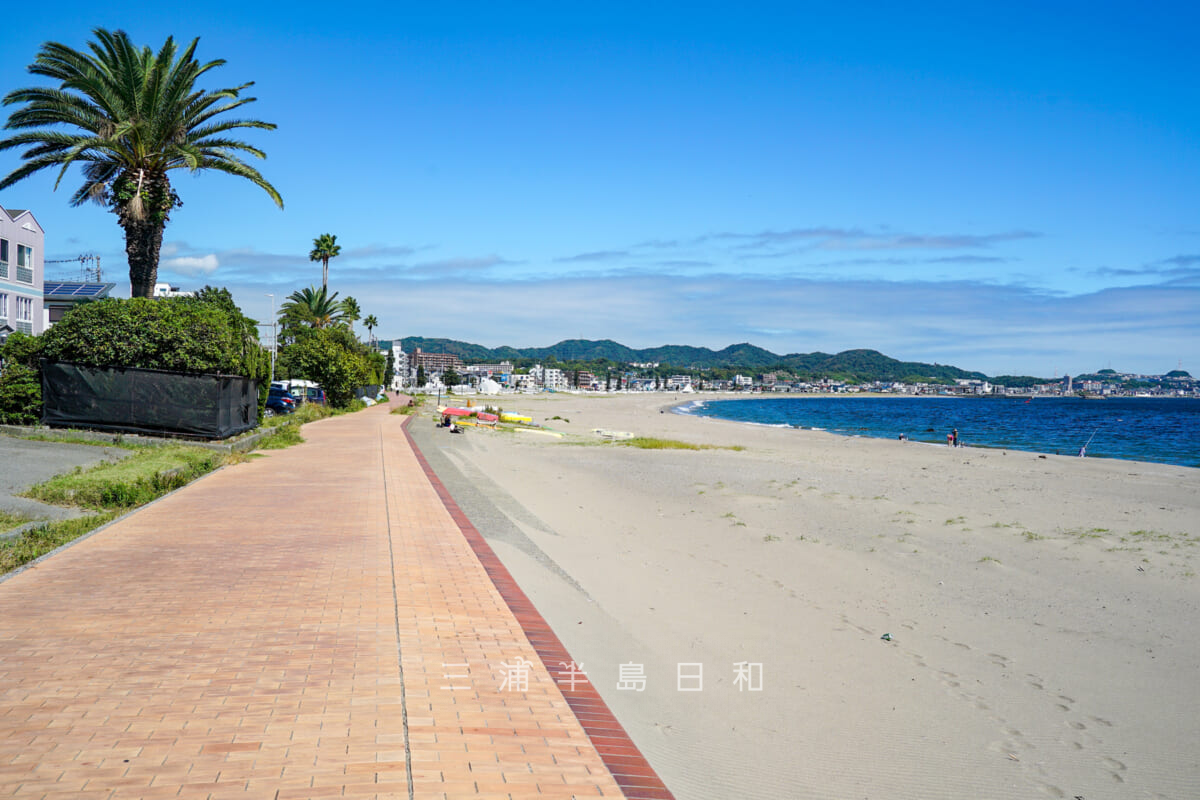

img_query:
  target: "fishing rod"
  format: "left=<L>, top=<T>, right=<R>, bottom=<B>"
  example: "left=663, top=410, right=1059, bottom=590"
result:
left=1078, top=426, right=1100, bottom=457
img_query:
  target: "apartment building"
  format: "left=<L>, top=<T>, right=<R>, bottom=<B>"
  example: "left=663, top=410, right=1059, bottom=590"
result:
left=0, top=205, right=44, bottom=340
left=409, top=348, right=464, bottom=375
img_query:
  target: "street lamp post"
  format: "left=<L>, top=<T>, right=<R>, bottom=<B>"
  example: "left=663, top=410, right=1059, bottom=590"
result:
left=265, top=294, right=276, bottom=385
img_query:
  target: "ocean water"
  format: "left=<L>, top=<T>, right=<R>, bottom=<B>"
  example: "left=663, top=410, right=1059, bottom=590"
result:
left=677, top=396, right=1200, bottom=469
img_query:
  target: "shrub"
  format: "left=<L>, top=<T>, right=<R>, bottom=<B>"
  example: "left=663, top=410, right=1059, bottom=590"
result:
left=278, top=326, right=377, bottom=408
left=0, top=363, right=41, bottom=424
left=38, top=294, right=267, bottom=377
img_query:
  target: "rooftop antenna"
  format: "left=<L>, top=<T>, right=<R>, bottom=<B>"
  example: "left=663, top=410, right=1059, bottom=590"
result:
left=44, top=253, right=101, bottom=282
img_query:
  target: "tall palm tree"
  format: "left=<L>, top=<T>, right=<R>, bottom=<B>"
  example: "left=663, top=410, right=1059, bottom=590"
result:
left=0, top=28, right=281, bottom=297
left=339, top=296, right=361, bottom=335
left=309, top=233, right=340, bottom=291
left=282, top=286, right=342, bottom=329
left=363, top=314, right=379, bottom=345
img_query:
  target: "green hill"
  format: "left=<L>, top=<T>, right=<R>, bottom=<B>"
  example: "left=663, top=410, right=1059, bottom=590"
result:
left=394, top=337, right=999, bottom=382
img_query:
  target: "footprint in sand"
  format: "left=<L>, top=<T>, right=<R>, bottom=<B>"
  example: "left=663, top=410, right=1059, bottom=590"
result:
left=1102, top=757, right=1125, bottom=771
left=1068, top=721, right=1087, bottom=730
left=1090, top=716, right=1114, bottom=727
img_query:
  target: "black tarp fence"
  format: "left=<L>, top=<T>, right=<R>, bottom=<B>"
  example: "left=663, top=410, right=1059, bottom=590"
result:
left=41, top=361, right=259, bottom=439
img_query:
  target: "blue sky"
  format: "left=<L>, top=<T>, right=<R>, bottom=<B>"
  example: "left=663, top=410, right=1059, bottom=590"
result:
left=2, top=2, right=1197, bottom=377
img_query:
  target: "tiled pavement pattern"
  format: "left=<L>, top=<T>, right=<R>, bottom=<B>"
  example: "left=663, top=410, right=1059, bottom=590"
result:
left=0, top=400, right=665, bottom=799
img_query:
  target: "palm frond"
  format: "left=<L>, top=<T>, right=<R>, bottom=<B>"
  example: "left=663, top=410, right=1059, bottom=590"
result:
left=1, top=26, right=281, bottom=209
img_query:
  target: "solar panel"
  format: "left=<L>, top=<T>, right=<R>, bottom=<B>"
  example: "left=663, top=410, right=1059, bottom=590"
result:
left=43, top=282, right=112, bottom=298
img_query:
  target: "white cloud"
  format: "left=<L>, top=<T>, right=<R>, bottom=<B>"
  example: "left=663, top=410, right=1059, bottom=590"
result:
left=163, top=254, right=219, bottom=276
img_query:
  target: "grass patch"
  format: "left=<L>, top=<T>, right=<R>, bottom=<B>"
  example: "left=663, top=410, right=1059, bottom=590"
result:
left=0, top=512, right=118, bottom=575
left=254, top=423, right=306, bottom=450
left=0, top=509, right=40, bottom=534
left=762, top=534, right=781, bottom=542
left=390, top=396, right=426, bottom=415
left=618, top=437, right=744, bottom=451
left=23, top=445, right=225, bottom=511
left=978, top=555, right=1001, bottom=564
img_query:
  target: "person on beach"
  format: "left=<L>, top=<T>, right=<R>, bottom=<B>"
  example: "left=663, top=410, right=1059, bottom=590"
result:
left=952, top=428, right=959, bottom=447
left=947, top=432, right=954, bottom=447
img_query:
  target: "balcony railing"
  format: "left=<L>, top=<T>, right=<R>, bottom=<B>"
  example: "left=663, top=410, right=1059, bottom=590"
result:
left=16, top=265, right=33, bottom=284
left=0, top=261, right=7, bottom=279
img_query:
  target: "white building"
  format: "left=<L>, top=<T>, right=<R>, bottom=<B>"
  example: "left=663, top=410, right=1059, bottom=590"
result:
left=152, top=282, right=195, bottom=297
left=376, top=340, right=409, bottom=390
left=0, top=205, right=45, bottom=340
left=530, top=364, right=569, bottom=390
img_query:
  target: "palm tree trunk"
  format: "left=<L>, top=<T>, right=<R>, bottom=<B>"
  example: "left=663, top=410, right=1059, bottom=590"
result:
left=124, top=215, right=166, bottom=298
left=116, top=169, right=173, bottom=298
left=322, top=258, right=329, bottom=291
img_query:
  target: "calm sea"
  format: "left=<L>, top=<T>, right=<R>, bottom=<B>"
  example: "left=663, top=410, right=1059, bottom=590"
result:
left=677, top=396, right=1200, bottom=469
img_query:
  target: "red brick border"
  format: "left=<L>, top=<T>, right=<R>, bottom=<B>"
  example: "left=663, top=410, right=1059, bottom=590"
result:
left=402, top=417, right=676, bottom=800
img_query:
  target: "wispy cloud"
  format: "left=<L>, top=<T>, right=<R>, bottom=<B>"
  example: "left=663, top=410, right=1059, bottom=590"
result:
left=553, top=250, right=630, bottom=263
left=702, top=227, right=1039, bottom=253
left=924, top=255, right=1010, bottom=264
left=343, top=244, right=421, bottom=260
left=655, top=259, right=714, bottom=268
left=224, top=272, right=1198, bottom=377
left=1090, top=254, right=1200, bottom=285
left=403, top=255, right=514, bottom=276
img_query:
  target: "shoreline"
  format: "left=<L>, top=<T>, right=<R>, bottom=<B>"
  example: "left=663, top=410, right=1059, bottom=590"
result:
left=411, top=392, right=1200, bottom=799
left=664, top=392, right=1198, bottom=470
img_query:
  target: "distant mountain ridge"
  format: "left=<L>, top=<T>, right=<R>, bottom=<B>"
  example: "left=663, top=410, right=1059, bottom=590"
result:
left=394, top=337, right=993, bottom=383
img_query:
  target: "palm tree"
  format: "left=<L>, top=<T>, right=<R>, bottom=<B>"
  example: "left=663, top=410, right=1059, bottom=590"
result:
left=282, top=286, right=342, bottom=329
left=0, top=28, right=281, bottom=297
left=363, top=314, right=379, bottom=345
left=309, top=233, right=340, bottom=292
left=339, top=296, right=361, bottom=335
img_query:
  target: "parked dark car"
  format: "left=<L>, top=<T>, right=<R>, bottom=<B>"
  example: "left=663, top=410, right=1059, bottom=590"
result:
left=265, top=387, right=297, bottom=417
left=299, top=386, right=326, bottom=405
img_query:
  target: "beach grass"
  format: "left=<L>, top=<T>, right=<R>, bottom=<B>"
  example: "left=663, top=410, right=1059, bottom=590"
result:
left=618, top=436, right=745, bottom=451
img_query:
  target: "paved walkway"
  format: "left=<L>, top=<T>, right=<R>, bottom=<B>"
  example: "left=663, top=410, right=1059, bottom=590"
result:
left=0, top=402, right=665, bottom=799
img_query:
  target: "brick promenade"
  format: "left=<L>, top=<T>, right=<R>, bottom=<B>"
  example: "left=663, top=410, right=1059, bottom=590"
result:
left=0, top=401, right=655, bottom=799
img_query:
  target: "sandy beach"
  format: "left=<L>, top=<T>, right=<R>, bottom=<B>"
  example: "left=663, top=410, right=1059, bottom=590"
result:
left=409, top=392, right=1200, bottom=800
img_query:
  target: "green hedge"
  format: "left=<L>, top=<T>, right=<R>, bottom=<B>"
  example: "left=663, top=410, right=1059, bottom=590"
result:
left=0, top=288, right=270, bottom=423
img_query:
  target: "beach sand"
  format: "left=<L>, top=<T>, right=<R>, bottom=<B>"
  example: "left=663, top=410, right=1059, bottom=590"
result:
left=409, top=392, right=1200, bottom=800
